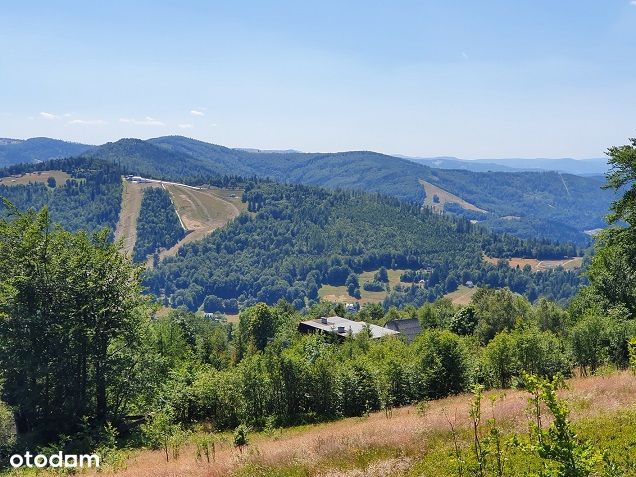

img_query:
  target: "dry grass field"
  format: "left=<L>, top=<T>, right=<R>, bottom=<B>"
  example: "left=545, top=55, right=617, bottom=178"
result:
left=444, top=285, right=478, bottom=305
left=419, top=179, right=487, bottom=214
left=114, top=180, right=161, bottom=257
left=79, top=371, right=636, bottom=477
left=114, top=180, right=243, bottom=263
left=156, top=184, right=241, bottom=261
left=318, top=269, right=417, bottom=304
left=0, top=170, right=72, bottom=187
left=484, top=255, right=584, bottom=272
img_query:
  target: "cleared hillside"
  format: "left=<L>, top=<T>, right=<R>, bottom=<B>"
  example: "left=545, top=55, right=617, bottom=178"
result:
left=157, top=184, right=242, bottom=261
left=114, top=180, right=160, bottom=257
left=419, top=178, right=487, bottom=213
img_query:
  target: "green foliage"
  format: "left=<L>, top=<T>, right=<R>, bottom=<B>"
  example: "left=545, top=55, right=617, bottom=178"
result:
left=0, top=137, right=92, bottom=167
left=0, top=398, right=16, bottom=456
left=146, top=136, right=611, bottom=244
left=0, top=205, right=151, bottom=439
left=142, top=410, right=186, bottom=461
left=133, top=187, right=185, bottom=261
left=472, top=288, right=532, bottom=343
left=570, top=314, right=636, bottom=374
left=450, top=305, right=478, bottom=335
left=233, top=424, right=249, bottom=451
left=630, top=337, right=636, bottom=373
left=484, top=327, right=571, bottom=388
left=524, top=374, right=602, bottom=477
left=0, top=156, right=123, bottom=235
left=414, top=330, right=470, bottom=399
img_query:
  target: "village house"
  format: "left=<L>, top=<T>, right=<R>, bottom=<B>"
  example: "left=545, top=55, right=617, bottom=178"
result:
left=298, top=316, right=399, bottom=340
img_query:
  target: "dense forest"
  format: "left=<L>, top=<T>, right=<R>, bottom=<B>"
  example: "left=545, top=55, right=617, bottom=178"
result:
left=0, top=136, right=615, bottom=244
left=0, top=157, right=122, bottom=234
left=0, top=137, right=634, bottom=475
left=72, top=135, right=612, bottom=244
left=146, top=181, right=584, bottom=312
left=133, top=187, right=185, bottom=262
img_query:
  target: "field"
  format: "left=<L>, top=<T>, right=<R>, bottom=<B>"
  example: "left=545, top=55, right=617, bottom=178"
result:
left=484, top=255, right=584, bottom=272
left=419, top=179, right=487, bottom=214
left=114, top=179, right=244, bottom=262
left=157, top=184, right=242, bottom=261
left=444, top=285, right=478, bottom=305
left=73, top=371, right=636, bottom=477
left=114, top=180, right=160, bottom=257
left=318, top=269, right=416, bottom=304
left=0, top=170, right=72, bottom=187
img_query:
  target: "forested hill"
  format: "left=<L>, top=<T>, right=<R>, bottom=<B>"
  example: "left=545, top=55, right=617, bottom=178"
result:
left=80, top=138, right=226, bottom=179
left=145, top=181, right=583, bottom=313
left=0, top=137, right=93, bottom=167
left=3, top=136, right=616, bottom=244
left=103, top=136, right=614, bottom=244
left=0, top=157, right=122, bottom=234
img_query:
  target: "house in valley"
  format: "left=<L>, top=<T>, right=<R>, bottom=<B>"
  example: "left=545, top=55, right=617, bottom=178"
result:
left=299, top=316, right=399, bottom=340
left=384, top=318, right=422, bottom=342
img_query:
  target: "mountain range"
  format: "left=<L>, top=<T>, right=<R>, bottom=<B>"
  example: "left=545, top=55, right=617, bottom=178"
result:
left=0, top=136, right=617, bottom=244
left=403, top=156, right=608, bottom=176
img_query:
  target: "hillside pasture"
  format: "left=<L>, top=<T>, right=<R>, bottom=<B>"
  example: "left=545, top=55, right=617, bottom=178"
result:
left=444, top=284, right=478, bottom=305
left=114, top=180, right=160, bottom=257
left=318, top=268, right=420, bottom=304
left=484, top=255, right=583, bottom=272
left=157, top=184, right=241, bottom=260
left=80, top=372, right=636, bottom=477
left=419, top=178, right=487, bottom=214
left=0, top=170, right=72, bottom=187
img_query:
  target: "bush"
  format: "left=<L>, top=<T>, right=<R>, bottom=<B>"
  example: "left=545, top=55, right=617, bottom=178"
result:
left=362, top=280, right=385, bottom=292
left=414, top=330, right=469, bottom=399
left=0, top=400, right=16, bottom=456
left=450, top=306, right=478, bottom=335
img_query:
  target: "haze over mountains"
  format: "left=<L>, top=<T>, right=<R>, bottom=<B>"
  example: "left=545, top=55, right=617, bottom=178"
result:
left=404, top=156, right=608, bottom=176
left=0, top=136, right=616, bottom=244
left=0, top=136, right=608, bottom=175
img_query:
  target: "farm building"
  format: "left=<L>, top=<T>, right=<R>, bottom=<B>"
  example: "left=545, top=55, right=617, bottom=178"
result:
left=384, top=318, right=422, bottom=342
left=299, top=316, right=399, bottom=340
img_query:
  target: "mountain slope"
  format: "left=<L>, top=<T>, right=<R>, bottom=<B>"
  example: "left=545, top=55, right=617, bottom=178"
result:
left=0, top=137, right=93, bottom=167
left=145, top=181, right=583, bottom=313
left=6, top=136, right=615, bottom=244
left=148, top=137, right=613, bottom=244
left=407, top=155, right=608, bottom=175
left=81, top=138, right=226, bottom=179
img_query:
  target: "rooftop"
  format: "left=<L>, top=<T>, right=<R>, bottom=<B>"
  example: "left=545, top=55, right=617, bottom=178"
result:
left=299, top=316, right=399, bottom=339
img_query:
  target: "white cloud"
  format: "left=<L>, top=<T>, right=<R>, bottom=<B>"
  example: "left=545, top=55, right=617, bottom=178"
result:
left=178, top=123, right=194, bottom=129
left=190, top=109, right=205, bottom=117
left=119, top=116, right=165, bottom=126
left=39, top=111, right=60, bottom=120
left=68, top=119, right=107, bottom=125
left=632, top=1, right=636, bottom=5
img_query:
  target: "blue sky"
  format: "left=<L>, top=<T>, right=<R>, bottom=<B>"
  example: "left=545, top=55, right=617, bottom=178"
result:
left=1, top=1, right=635, bottom=158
